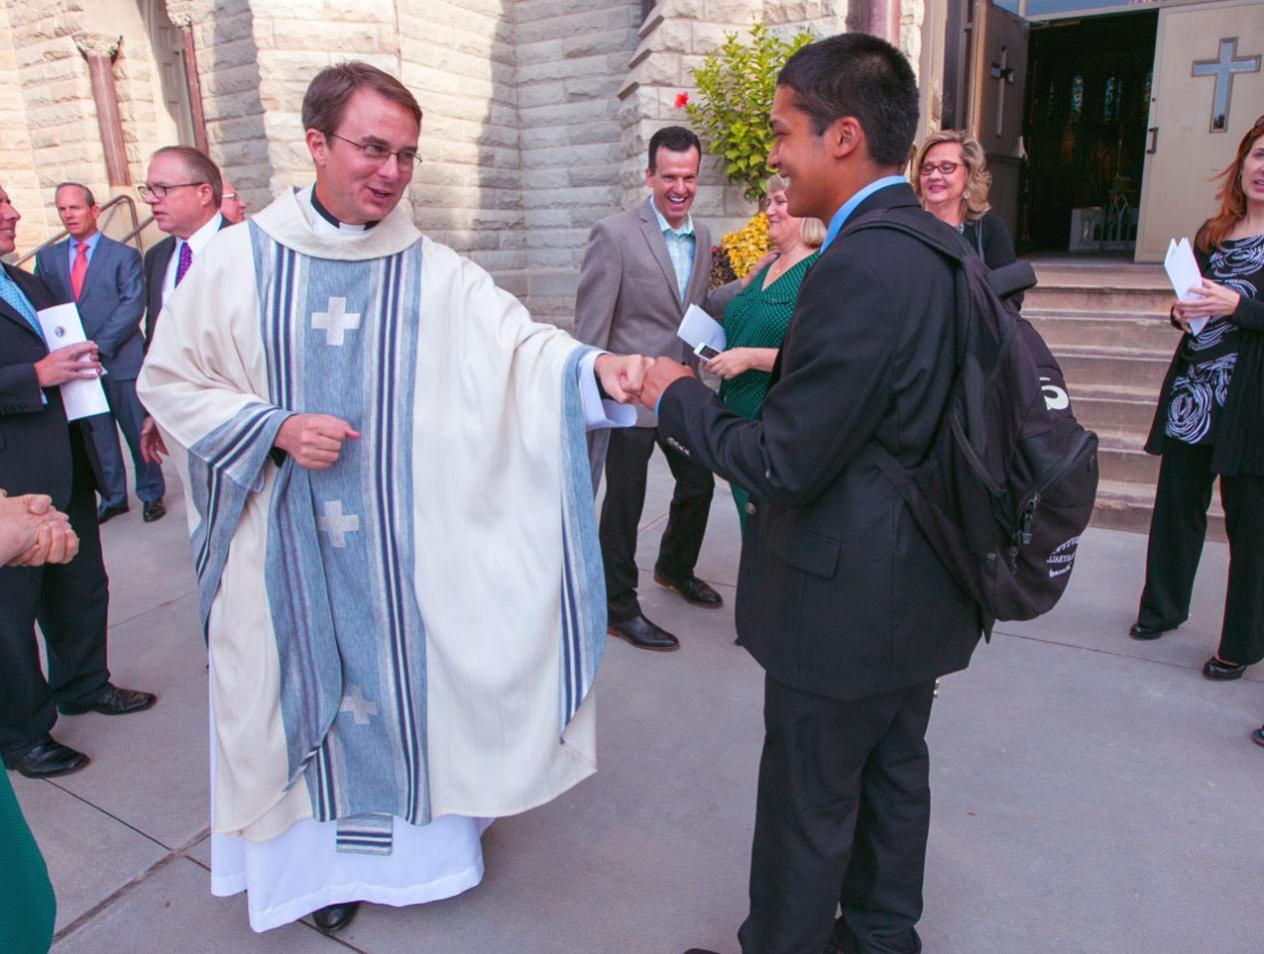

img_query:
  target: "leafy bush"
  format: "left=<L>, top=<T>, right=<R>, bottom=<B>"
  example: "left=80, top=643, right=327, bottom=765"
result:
left=685, top=24, right=815, bottom=204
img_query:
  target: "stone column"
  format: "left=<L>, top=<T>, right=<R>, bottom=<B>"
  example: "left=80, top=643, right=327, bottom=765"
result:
left=164, top=0, right=210, bottom=154
left=847, top=0, right=902, bottom=44
left=74, top=33, right=131, bottom=186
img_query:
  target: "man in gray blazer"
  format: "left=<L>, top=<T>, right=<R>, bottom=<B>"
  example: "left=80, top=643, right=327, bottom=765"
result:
left=36, top=183, right=165, bottom=524
left=575, top=126, right=741, bottom=651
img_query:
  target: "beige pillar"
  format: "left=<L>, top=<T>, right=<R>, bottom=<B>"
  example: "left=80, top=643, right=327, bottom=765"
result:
left=164, top=0, right=210, bottom=154
left=74, top=33, right=131, bottom=186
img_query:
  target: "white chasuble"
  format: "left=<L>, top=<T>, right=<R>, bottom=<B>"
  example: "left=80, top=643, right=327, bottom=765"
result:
left=139, top=187, right=609, bottom=930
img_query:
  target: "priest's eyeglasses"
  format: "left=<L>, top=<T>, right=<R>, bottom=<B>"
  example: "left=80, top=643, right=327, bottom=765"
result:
left=918, top=161, right=960, bottom=177
left=137, top=182, right=207, bottom=200
left=327, top=133, right=421, bottom=169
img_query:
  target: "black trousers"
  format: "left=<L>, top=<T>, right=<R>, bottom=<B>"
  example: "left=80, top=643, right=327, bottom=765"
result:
left=89, top=374, right=166, bottom=506
left=0, top=456, right=111, bottom=763
left=1137, top=440, right=1264, bottom=665
left=599, top=425, right=713, bottom=621
left=738, top=675, right=936, bottom=954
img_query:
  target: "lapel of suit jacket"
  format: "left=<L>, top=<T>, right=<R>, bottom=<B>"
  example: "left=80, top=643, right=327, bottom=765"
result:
left=79, top=236, right=111, bottom=304
left=638, top=199, right=685, bottom=316
left=685, top=220, right=710, bottom=306
left=0, top=264, right=50, bottom=345
left=44, top=239, right=72, bottom=300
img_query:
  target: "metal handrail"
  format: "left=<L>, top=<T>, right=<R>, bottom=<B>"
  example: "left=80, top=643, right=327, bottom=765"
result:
left=13, top=193, right=145, bottom=268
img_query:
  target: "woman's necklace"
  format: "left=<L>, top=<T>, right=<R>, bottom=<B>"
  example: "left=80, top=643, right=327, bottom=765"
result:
left=767, top=243, right=808, bottom=282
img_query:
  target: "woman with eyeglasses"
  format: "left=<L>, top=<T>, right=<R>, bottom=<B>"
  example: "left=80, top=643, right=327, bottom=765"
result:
left=911, top=129, right=1018, bottom=275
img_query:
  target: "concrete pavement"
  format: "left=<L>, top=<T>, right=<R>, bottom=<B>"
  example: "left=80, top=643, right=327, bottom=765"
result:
left=13, top=454, right=1263, bottom=954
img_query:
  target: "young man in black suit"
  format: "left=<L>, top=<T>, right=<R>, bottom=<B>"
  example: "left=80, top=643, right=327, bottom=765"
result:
left=642, top=34, right=984, bottom=954
left=0, top=183, right=156, bottom=779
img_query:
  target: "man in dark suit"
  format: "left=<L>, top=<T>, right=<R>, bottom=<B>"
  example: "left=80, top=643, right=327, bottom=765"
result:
left=575, top=127, right=741, bottom=652
left=643, top=35, right=984, bottom=954
left=0, top=182, right=156, bottom=779
left=136, top=146, right=229, bottom=466
left=36, top=183, right=166, bottom=524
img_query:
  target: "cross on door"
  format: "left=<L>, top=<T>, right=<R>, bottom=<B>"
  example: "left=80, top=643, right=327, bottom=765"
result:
left=317, top=499, right=360, bottom=548
left=990, top=46, right=1015, bottom=138
left=311, top=296, right=362, bottom=345
left=340, top=685, right=378, bottom=725
left=1192, top=38, right=1261, bottom=133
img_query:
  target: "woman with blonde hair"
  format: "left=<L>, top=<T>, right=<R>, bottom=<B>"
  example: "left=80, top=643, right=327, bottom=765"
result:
left=706, top=173, right=825, bottom=527
left=911, top=128, right=1018, bottom=270
left=1131, top=115, right=1264, bottom=687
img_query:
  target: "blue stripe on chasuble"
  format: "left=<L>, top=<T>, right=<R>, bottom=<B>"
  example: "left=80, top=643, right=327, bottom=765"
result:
left=250, top=223, right=430, bottom=843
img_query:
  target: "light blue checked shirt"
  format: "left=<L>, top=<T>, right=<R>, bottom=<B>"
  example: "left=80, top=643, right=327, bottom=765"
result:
left=650, top=198, right=696, bottom=302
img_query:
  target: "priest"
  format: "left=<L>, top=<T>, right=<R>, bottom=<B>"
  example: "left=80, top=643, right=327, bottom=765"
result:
left=137, top=62, right=646, bottom=934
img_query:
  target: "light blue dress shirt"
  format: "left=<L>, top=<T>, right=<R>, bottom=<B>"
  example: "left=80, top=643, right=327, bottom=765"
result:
left=650, top=198, right=696, bottom=302
left=820, top=176, right=909, bottom=253
left=65, top=229, right=103, bottom=272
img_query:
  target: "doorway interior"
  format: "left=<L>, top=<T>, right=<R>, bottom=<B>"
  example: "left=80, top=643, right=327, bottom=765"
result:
left=1017, top=11, right=1159, bottom=256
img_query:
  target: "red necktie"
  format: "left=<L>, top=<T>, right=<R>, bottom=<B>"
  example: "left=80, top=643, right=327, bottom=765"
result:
left=71, top=242, right=89, bottom=301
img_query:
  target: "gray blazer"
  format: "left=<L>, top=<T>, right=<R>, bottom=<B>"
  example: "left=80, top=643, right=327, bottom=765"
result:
left=575, top=197, right=740, bottom=426
left=36, top=235, right=146, bottom=379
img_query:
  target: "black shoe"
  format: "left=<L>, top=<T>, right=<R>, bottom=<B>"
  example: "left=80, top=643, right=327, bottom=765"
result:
left=8, top=736, right=90, bottom=778
left=1128, top=621, right=1173, bottom=640
left=96, top=501, right=129, bottom=524
left=142, top=499, right=166, bottom=523
left=59, top=684, right=157, bottom=716
left=654, top=571, right=723, bottom=607
left=1202, top=657, right=1247, bottom=681
left=1251, top=726, right=1264, bottom=747
left=608, top=614, right=680, bottom=652
left=312, top=901, right=360, bottom=935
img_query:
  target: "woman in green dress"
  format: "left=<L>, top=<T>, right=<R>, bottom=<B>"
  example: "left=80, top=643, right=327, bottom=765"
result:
left=706, top=174, right=825, bottom=528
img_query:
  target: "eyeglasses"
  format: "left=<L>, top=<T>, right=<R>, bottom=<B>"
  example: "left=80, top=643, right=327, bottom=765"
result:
left=327, top=133, right=420, bottom=168
left=137, top=182, right=206, bottom=200
left=919, top=161, right=960, bottom=177
left=222, top=192, right=239, bottom=201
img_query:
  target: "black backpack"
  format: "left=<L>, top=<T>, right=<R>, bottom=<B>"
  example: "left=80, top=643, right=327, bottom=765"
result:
left=844, top=208, right=1099, bottom=628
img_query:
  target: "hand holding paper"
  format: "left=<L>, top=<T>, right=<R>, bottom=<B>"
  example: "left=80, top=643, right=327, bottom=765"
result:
left=34, top=303, right=110, bottom=420
left=677, top=304, right=726, bottom=357
left=1163, top=238, right=1209, bottom=335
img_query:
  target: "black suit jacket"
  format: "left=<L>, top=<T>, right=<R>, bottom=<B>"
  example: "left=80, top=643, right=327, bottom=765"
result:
left=657, top=183, right=982, bottom=700
left=143, top=215, right=230, bottom=348
left=0, top=264, right=101, bottom=506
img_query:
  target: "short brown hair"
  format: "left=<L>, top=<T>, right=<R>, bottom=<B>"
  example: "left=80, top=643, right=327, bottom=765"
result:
left=151, top=145, right=223, bottom=207
left=910, top=129, right=992, bottom=222
left=302, top=62, right=423, bottom=138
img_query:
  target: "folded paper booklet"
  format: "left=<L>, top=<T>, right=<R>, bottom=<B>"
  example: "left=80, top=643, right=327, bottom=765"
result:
left=677, top=303, right=726, bottom=356
left=1163, top=237, right=1208, bottom=336
left=35, top=303, right=110, bottom=421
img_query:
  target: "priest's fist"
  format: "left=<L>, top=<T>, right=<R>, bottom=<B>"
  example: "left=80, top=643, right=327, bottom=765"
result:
left=275, top=413, right=361, bottom=470
left=640, top=357, right=693, bottom=410
left=595, top=353, right=653, bottom=404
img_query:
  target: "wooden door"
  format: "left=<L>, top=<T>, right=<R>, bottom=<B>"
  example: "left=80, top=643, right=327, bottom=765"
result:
left=967, top=0, right=1029, bottom=235
left=1136, top=0, right=1264, bottom=261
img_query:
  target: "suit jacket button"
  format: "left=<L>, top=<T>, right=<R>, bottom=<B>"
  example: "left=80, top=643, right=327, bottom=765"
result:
left=744, top=502, right=757, bottom=515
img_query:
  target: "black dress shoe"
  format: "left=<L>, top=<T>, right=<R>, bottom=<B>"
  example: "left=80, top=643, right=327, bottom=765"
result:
left=312, top=901, right=360, bottom=935
left=1128, top=621, right=1173, bottom=640
left=608, top=614, right=680, bottom=652
left=654, top=571, right=723, bottom=608
left=1203, top=657, right=1247, bottom=680
left=96, top=501, right=129, bottom=524
left=142, top=499, right=166, bottom=523
left=8, top=736, right=90, bottom=779
left=59, top=684, right=157, bottom=716
left=683, top=949, right=723, bottom=953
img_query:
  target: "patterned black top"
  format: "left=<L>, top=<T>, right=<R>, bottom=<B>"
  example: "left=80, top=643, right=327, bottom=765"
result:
left=1164, top=234, right=1264, bottom=445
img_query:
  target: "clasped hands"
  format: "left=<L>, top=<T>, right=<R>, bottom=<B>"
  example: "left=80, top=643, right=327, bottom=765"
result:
left=0, top=490, right=79, bottom=567
left=596, top=353, right=697, bottom=410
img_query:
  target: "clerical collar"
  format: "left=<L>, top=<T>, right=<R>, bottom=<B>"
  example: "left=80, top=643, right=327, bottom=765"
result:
left=310, top=188, right=378, bottom=232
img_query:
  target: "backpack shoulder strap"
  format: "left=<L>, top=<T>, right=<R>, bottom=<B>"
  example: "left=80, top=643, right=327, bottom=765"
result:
left=840, top=206, right=971, bottom=265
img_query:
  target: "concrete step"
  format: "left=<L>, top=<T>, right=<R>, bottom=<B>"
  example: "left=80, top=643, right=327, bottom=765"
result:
left=1091, top=478, right=1226, bottom=542
left=1027, top=309, right=1180, bottom=354
left=1071, top=385, right=1158, bottom=437
left=1095, top=431, right=1159, bottom=485
left=1025, top=284, right=1174, bottom=315
left=1059, top=347, right=1171, bottom=393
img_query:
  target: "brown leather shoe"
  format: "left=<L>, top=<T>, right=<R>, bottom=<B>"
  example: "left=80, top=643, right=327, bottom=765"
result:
left=59, top=684, right=157, bottom=716
left=654, top=571, right=723, bottom=607
left=607, top=613, right=680, bottom=652
left=8, top=736, right=90, bottom=778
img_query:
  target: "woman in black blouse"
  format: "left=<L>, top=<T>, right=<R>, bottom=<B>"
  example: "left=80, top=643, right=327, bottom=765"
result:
left=911, top=129, right=1018, bottom=272
left=1131, top=115, right=1264, bottom=685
